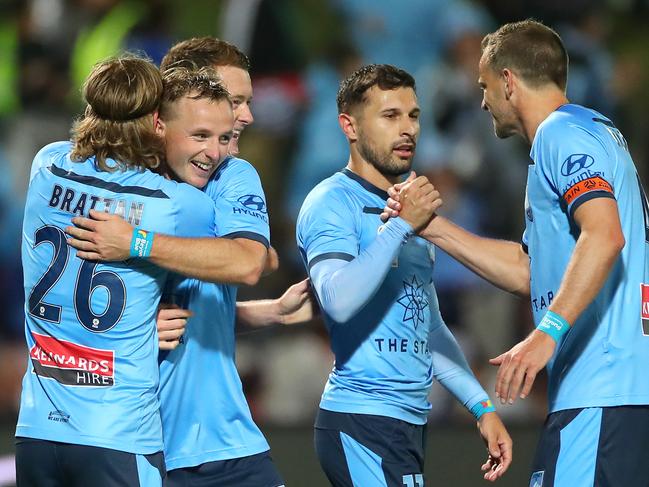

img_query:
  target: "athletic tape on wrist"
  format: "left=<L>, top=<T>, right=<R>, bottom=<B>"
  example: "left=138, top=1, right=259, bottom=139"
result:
left=130, top=228, right=155, bottom=258
left=536, top=310, right=570, bottom=342
left=470, top=399, right=496, bottom=420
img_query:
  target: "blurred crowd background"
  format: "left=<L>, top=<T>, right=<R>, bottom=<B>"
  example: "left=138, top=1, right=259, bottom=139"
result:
left=0, top=0, right=648, bottom=485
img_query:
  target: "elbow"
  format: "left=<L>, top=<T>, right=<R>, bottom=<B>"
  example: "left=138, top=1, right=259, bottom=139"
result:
left=513, top=272, right=531, bottom=298
left=596, top=227, right=625, bottom=263
left=324, top=304, right=353, bottom=324
left=611, top=231, right=625, bottom=255
left=241, top=260, right=265, bottom=286
left=317, top=287, right=353, bottom=323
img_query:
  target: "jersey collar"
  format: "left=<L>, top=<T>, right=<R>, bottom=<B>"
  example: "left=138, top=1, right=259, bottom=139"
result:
left=341, top=168, right=389, bottom=200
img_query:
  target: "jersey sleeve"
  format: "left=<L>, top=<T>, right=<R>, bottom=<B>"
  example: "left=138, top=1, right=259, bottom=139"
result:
left=309, top=217, right=412, bottom=323
left=172, top=183, right=216, bottom=238
left=205, top=159, right=270, bottom=248
left=428, top=290, right=490, bottom=411
left=296, top=189, right=360, bottom=271
left=537, top=123, right=615, bottom=219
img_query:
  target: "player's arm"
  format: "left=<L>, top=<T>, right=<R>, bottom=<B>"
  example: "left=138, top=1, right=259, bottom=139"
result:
left=543, top=197, right=624, bottom=324
left=263, top=246, right=280, bottom=276
left=310, top=217, right=413, bottom=323
left=148, top=233, right=267, bottom=286
left=491, top=197, right=624, bottom=405
left=428, top=319, right=512, bottom=481
left=236, top=278, right=317, bottom=327
left=309, top=176, right=441, bottom=323
left=66, top=210, right=267, bottom=286
left=383, top=191, right=530, bottom=296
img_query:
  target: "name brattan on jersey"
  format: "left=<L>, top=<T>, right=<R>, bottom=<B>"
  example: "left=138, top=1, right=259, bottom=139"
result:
left=29, top=332, right=115, bottom=387
left=48, top=182, right=145, bottom=226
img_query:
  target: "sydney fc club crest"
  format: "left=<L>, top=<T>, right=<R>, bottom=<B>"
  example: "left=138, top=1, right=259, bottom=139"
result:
left=397, top=275, right=429, bottom=329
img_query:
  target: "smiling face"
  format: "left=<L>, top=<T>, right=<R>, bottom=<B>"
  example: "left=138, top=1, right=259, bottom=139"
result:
left=214, top=65, right=253, bottom=155
left=158, top=95, right=234, bottom=188
left=353, top=85, right=420, bottom=176
left=478, top=55, right=519, bottom=139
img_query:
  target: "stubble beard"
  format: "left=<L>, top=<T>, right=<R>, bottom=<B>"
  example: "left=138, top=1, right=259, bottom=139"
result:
left=357, top=137, right=411, bottom=177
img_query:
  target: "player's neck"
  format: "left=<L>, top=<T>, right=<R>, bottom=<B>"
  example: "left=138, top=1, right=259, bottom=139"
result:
left=347, top=154, right=401, bottom=191
left=520, top=89, right=569, bottom=145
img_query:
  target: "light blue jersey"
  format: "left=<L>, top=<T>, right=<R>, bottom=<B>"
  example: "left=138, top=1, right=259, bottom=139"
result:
left=159, top=156, right=271, bottom=470
left=297, top=169, right=489, bottom=425
left=524, top=104, right=649, bottom=412
left=17, top=141, right=215, bottom=454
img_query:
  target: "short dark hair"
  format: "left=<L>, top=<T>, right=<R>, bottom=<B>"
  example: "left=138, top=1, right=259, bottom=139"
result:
left=337, top=64, right=416, bottom=114
left=481, top=19, right=568, bottom=91
left=160, top=37, right=250, bottom=72
left=159, top=66, right=232, bottom=120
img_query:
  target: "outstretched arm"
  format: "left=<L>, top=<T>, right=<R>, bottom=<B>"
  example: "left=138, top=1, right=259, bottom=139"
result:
left=420, top=216, right=530, bottom=297
left=383, top=187, right=530, bottom=296
left=236, top=278, right=317, bottom=326
left=66, top=210, right=267, bottom=285
left=491, top=197, right=624, bottom=405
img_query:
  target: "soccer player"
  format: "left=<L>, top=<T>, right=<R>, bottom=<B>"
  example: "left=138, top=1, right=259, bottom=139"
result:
left=296, top=64, right=512, bottom=486
left=385, top=19, right=649, bottom=486
left=16, top=56, right=228, bottom=486
left=66, top=38, right=297, bottom=487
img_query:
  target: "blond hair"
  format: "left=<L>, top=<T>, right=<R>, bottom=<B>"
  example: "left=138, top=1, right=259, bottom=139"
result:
left=70, top=55, right=165, bottom=172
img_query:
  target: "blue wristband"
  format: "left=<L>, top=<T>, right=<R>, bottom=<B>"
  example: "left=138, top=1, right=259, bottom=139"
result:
left=130, top=228, right=155, bottom=258
left=470, top=399, right=496, bottom=420
left=536, top=310, right=570, bottom=342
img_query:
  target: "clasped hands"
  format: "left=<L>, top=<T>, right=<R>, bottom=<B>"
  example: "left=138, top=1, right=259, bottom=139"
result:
left=380, top=171, right=442, bottom=233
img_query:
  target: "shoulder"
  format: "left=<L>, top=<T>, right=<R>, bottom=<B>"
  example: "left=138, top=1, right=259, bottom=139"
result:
left=302, top=173, right=353, bottom=210
left=298, top=173, right=358, bottom=225
left=212, top=156, right=260, bottom=183
left=34, top=141, right=72, bottom=165
left=170, top=180, right=213, bottom=205
left=30, top=141, right=73, bottom=183
left=537, top=105, right=603, bottom=145
left=533, top=105, right=608, bottom=159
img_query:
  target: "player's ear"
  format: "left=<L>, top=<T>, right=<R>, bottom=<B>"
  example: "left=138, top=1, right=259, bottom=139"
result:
left=153, top=111, right=166, bottom=136
left=502, top=68, right=514, bottom=101
left=338, top=113, right=358, bottom=142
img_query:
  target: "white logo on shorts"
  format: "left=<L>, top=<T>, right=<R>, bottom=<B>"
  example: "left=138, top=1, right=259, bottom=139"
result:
left=530, top=470, right=544, bottom=487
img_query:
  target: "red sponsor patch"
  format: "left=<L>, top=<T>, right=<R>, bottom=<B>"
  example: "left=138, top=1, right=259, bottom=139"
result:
left=562, top=176, right=613, bottom=206
left=30, top=333, right=115, bottom=386
left=641, top=284, right=649, bottom=336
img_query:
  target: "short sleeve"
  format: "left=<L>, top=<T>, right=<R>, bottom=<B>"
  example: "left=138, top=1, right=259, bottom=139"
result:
left=204, top=159, right=270, bottom=248
left=296, top=189, right=359, bottom=271
left=537, top=123, right=615, bottom=218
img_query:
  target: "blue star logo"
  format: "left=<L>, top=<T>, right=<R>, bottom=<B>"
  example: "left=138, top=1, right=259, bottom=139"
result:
left=397, top=275, right=429, bottom=329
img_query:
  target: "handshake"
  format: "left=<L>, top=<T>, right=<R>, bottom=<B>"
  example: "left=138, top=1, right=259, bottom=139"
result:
left=380, top=171, right=443, bottom=234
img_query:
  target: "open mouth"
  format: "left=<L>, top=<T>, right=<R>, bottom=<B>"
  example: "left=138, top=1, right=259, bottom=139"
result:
left=191, top=160, right=213, bottom=172
left=393, top=144, right=415, bottom=158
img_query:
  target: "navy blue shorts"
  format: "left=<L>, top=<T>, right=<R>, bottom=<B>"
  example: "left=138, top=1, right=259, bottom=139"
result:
left=314, top=408, right=426, bottom=487
left=15, top=437, right=165, bottom=487
left=530, top=406, right=649, bottom=486
left=165, top=450, right=284, bottom=487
